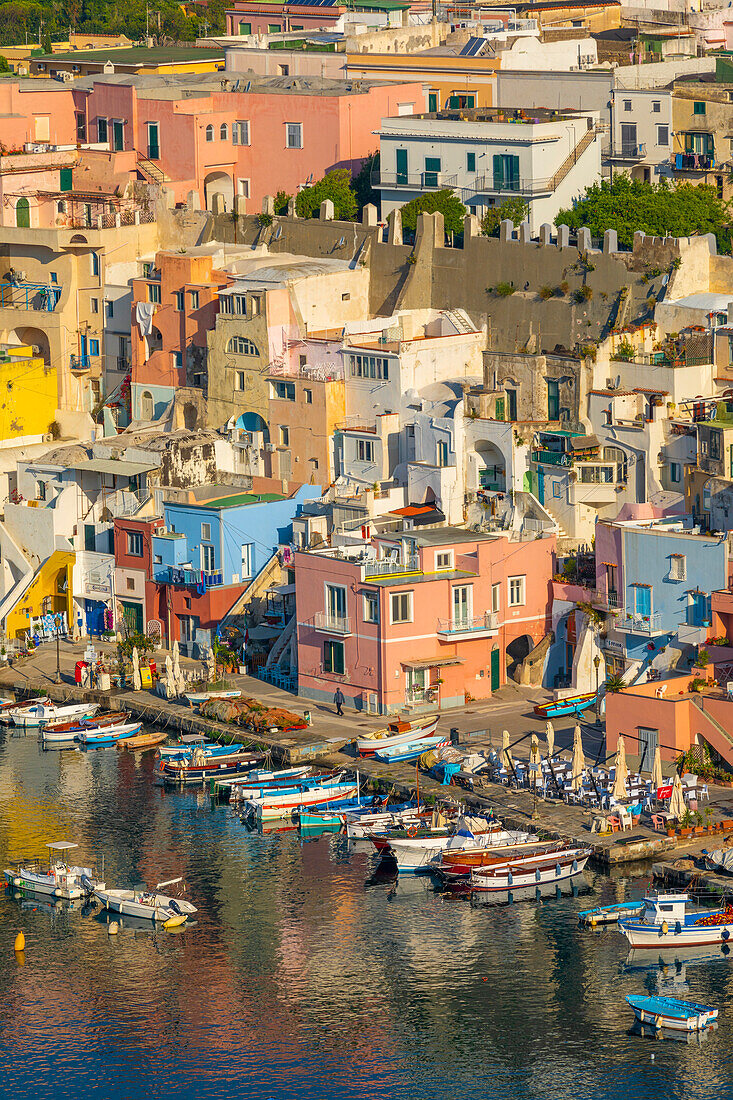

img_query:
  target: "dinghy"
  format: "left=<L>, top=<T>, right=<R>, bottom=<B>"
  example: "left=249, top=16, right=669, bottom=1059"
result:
left=469, top=845, right=591, bottom=893
left=78, top=722, right=143, bottom=746
left=626, top=994, right=717, bottom=1032
left=247, top=778, right=359, bottom=821
left=0, top=696, right=50, bottom=724
left=3, top=842, right=104, bottom=900
left=533, top=692, right=596, bottom=719
left=184, top=689, right=241, bottom=707
left=42, top=711, right=133, bottom=744
left=579, top=900, right=645, bottom=925
left=374, top=733, right=449, bottom=763
left=355, top=715, right=439, bottom=757
left=95, top=876, right=196, bottom=927
left=160, top=745, right=264, bottom=785
left=117, top=730, right=168, bottom=751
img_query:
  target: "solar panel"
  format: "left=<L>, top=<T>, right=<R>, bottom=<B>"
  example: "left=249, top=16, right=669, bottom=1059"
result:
left=459, top=36, right=486, bottom=56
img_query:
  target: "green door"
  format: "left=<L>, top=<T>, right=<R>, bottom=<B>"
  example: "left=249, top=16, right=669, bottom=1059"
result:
left=428, top=92, right=438, bottom=112
left=491, top=647, right=501, bottom=692
left=396, top=148, right=408, bottom=185
left=121, top=600, right=143, bottom=634
left=59, top=167, right=73, bottom=191
left=15, top=197, right=30, bottom=228
left=147, top=122, right=160, bottom=160
left=113, top=120, right=124, bottom=151
left=424, top=157, right=441, bottom=188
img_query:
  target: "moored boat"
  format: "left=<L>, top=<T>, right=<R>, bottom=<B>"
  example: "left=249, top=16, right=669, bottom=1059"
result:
left=579, top=899, right=645, bottom=925
left=436, top=840, right=571, bottom=881
left=248, top=778, right=359, bottom=821
left=3, top=841, right=104, bottom=900
left=0, top=696, right=50, bottom=724
left=618, top=893, right=733, bottom=949
left=355, top=715, right=439, bottom=757
left=469, top=846, right=591, bottom=893
left=374, top=733, right=449, bottom=763
left=94, top=876, right=196, bottom=927
left=625, top=994, right=718, bottom=1032
left=161, top=745, right=264, bottom=785
left=117, top=730, right=168, bottom=750
left=184, top=689, right=242, bottom=707
left=42, top=711, right=132, bottom=744
left=9, top=701, right=99, bottom=729
left=533, top=692, right=596, bottom=719
left=78, top=722, right=143, bottom=746
left=380, top=822, right=539, bottom=874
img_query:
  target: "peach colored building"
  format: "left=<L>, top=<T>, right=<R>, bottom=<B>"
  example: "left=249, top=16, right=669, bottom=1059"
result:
left=75, top=73, right=424, bottom=211
left=0, top=79, right=77, bottom=150
left=295, top=526, right=555, bottom=714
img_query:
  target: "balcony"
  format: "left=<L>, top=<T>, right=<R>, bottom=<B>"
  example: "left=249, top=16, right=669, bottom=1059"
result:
left=70, top=354, right=90, bottom=372
left=0, top=281, right=61, bottom=312
left=372, top=170, right=458, bottom=191
left=532, top=449, right=571, bottom=467
left=616, top=611, right=664, bottom=636
left=364, top=555, right=420, bottom=578
left=437, top=611, right=499, bottom=640
left=162, top=566, right=223, bottom=588
left=313, top=611, right=352, bottom=635
left=672, top=152, right=715, bottom=172
left=594, top=589, right=622, bottom=612
left=609, top=142, right=647, bottom=161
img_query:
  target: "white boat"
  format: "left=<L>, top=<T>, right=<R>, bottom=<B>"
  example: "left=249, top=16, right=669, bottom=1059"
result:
left=94, top=876, right=197, bottom=927
left=3, top=842, right=104, bottom=900
left=184, top=690, right=241, bottom=706
left=78, top=722, right=143, bottom=746
left=381, top=824, right=539, bottom=874
left=469, top=846, right=591, bottom=893
left=9, top=701, right=99, bottom=729
left=0, top=696, right=50, bottom=724
left=619, top=893, right=733, bottom=949
left=42, top=712, right=133, bottom=745
left=247, top=779, right=359, bottom=821
left=355, top=715, right=439, bottom=757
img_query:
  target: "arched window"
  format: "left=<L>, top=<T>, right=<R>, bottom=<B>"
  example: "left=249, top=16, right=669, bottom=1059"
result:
left=16, top=197, right=30, bottom=228
left=57, top=200, right=66, bottom=214
left=205, top=124, right=214, bottom=142
left=227, top=336, right=260, bottom=356
left=220, top=123, right=228, bottom=141
left=140, top=390, right=154, bottom=420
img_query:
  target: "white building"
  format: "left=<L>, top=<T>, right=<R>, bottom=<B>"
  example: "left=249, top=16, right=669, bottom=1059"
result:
left=376, top=106, right=601, bottom=233
left=609, top=88, right=673, bottom=182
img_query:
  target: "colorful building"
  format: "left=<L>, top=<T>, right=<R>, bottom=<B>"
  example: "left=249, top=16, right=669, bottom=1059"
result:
left=0, top=343, right=58, bottom=441
left=30, top=46, right=225, bottom=79
left=295, top=525, right=555, bottom=713
left=3, top=549, right=75, bottom=640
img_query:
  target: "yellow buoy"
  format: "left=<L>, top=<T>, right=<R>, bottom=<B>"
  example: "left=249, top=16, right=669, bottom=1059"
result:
left=163, top=914, right=186, bottom=930
left=108, top=921, right=119, bottom=935
left=14, top=932, right=25, bottom=952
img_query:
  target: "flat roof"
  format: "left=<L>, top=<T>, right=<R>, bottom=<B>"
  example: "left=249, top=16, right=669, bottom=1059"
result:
left=368, top=569, right=477, bottom=587
left=34, top=46, right=225, bottom=64
left=394, top=527, right=499, bottom=547
left=176, top=492, right=286, bottom=509
left=71, top=458, right=157, bottom=476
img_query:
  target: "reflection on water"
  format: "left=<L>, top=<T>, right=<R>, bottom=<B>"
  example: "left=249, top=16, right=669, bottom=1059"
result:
left=1, top=734, right=733, bottom=1099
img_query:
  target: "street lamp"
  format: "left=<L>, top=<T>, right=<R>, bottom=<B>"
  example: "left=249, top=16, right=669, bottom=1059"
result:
left=593, top=653, right=602, bottom=727
left=55, top=613, right=62, bottom=683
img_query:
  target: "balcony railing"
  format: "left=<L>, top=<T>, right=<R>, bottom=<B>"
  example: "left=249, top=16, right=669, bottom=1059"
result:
left=163, top=566, right=223, bottom=588
left=70, top=354, right=90, bottom=371
left=617, top=611, right=663, bottom=635
left=0, top=281, right=61, bottom=312
left=313, top=611, right=352, bottom=635
left=609, top=142, right=647, bottom=160
left=531, top=449, right=571, bottom=467
left=594, top=589, right=622, bottom=611
left=437, top=611, right=499, bottom=636
left=364, top=555, right=420, bottom=578
left=672, top=152, right=715, bottom=172
left=372, top=170, right=459, bottom=191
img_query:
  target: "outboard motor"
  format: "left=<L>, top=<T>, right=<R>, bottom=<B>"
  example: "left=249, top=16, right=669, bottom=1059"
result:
left=80, top=874, right=95, bottom=894
left=169, top=899, right=183, bottom=916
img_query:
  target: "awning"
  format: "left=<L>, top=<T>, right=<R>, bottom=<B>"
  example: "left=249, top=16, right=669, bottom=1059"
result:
left=570, top=434, right=600, bottom=451
left=401, top=656, right=464, bottom=670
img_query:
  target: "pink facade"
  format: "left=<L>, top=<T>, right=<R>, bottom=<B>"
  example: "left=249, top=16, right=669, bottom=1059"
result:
left=295, top=530, right=555, bottom=714
left=77, top=77, right=424, bottom=209
left=226, top=0, right=346, bottom=34
left=0, top=81, right=77, bottom=150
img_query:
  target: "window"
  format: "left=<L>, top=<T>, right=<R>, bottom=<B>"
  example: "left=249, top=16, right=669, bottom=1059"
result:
left=201, top=544, right=215, bottom=572
left=90, top=297, right=98, bottom=313
left=205, top=124, right=214, bottom=141
left=304, top=388, right=312, bottom=404
left=437, top=439, right=449, bottom=467
left=492, top=582, right=501, bottom=614
left=127, top=531, right=143, bottom=556
left=324, top=639, right=345, bottom=674
left=75, top=111, right=86, bottom=141
left=148, top=282, right=161, bottom=304
left=693, top=100, right=706, bottom=115
left=273, top=381, right=295, bottom=401
left=553, top=480, right=562, bottom=499
left=326, top=584, right=347, bottom=622
left=710, top=429, right=722, bottom=460
left=280, top=425, right=290, bottom=446
left=342, top=293, right=350, bottom=301
left=493, top=153, right=519, bottom=191
left=279, top=64, right=289, bottom=76
left=286, top=123, right=303, bottom=149
left=453, top=584, right=473, bottom=625
left=97, top=117, right=108, bottom=142
left=36, top=480, right=46, bottom=501
left=363, top=591, right=379, bottom=623
left=436, top=550, right=454, bottom=570
left=348, top=353, right=390, bottom=380
left=126, top=577, right=135, bottom=592
left=424, top=156, right=441, bottom=187
left=147, top=122, right=160, bottom=160
left=448, top=93, right=475, bottom=108
left=235, top=372, right=245, bottom=390
left=228, top=336, right=259, bottom=356
left=357, top=439, right=375, bottom=462
left=508, top=575, right=525, bottom=607
left=657, top=125, right=669, bottom=146
left=547, top=379, right=560, bottom=420
left=190, top=290, right=199, bottom=309
left=623, top=99, right=631, bottom=111
left=220, top=123, right=228, bottom=141
left=241, top=543, right=253, bottom=578
left=268, top=22, right=282, bottom=31
left=221, top=294, right=247, bottom=317
left=112, top=119, right=124, bottom=151
left=391, top=591, right=413, bottom=623
left=201, top=522, right=211, bottom=541
left=89, top=339, right=99, bottom=356
left=175, top=290, right=184, bottom=311
left=428, top=91, right=438, bottom=112
left=633, top=583, right=652, bottom=617
left=670, top=461, right=681, bottom=483
left=238, top=21, right=251, bottom=33
left=669, top=553, right=686, bottom=581
left=232, top=120, right=250, bottom=145
left=396, top=147, right=408, bottom=184
left=237, top=179, right=250, bottom=198
left=173, top=352, right=183, bottom=369
left=91, top=251, right=99, bottom=277
left=467, top=151, right=476, bottom=173
left=652, top=100, right=660, bottom=113
left=154, top=554, right=162, bottom=565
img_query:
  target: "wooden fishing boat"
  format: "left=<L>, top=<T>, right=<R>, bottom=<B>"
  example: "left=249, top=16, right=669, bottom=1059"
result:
left=356, top=715, right=439, bottom=757
left=42, top=711, right=131, bottom=744
left=469, top=845, right=591, bottom=893
left=9, top=701, right=99, bottom=729
left=619, top=893, right=733, bottom=949
left=184, top=689, right=241, bottom=707
left=374, top=733, right=449, bottom=763
left=0, top=696, right=49, bottom=723
left=626, top=994, right=717, bottom=1032
left=248, top=779, right=359, bottom=821
left=78, top=722, right=143, bottom=746
left=533, top=692, right=596, bottom=719
left=381, top=825, right=539, bottom=874
left=117, top=730, right=167, bottom=751
left=437, top=840, right=569, bottom=881
left=161, top=746, right=264, bottom=785
left=579, top=900, right=645, bottom=925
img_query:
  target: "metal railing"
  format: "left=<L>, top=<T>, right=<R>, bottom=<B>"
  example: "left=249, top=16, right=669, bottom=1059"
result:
left=313, top=611, right=352, bottom=634
left=594, top=589, right=622, bottom=610
left=372, top=170, right=459, bottom=190
left=0, top=282, right=61, bottom=312
left=608, top=142, right=647, bottom=160
left=531, top=449, right=571, bottom=467
left=364, top=555, right=420, bottom=577
left=70, top=354, right=91, bottom=371
left=618, top=611, right=663, bottom=634
left=437, top=611, right=498, bottom=634
left=162, top=566, right=223, bottom=587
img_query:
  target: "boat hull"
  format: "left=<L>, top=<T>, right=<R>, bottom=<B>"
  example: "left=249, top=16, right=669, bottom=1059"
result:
left=374, top=734, right=449, bottom=763
left=619, top=919, right=733, bottom=949
left=470, top=851, right=591, bottom=893
left=79, top=723, right=143, bottom=746
left=4, top=867, right=101, bottom=901
left=384, top=829, right=538, bottom=874
left=253, top=782, right=359, bottom=821
left=626, top=995, right=717, bottom=1032
left=533, top=693, right=596, bottom=719
left=94, top=888, right=197, bottom=922
left=162, top=754, right=263, bottom=785
left=356, top=716, right=439, bottom=756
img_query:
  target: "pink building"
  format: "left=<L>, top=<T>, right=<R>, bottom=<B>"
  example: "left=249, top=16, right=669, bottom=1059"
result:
left=0, top=79, right=77, bottom=150
left=226, top=0, right=348, bottom=35
left=295, top=527, right=555, bottom=714
left=76, top=74, right=424, bottom=210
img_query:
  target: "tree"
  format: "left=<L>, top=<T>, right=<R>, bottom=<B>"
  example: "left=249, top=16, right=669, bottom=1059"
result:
left=0, top=54, right=9, bottom=71
left=353, top=151, right=379, bottom=217
left=273, top=190, right=291, bottom=216
left=481, top=196, right=529, bottom=237
left=394, top=189, right=467, bottom=236
left=295, top=169, right=357, bottom=221
left=40, top=29, right=51, bottom=53
left=555, top=176, right=731, bottom=252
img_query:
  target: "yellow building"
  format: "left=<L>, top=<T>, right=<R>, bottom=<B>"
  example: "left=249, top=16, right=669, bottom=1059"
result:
left=0, top=343, right=57, bottom=440
left=29, top=46, right=224, bottom=78
left=5, top=549, right=75, bottom=639
left=346, top=52, right=498, bottom=110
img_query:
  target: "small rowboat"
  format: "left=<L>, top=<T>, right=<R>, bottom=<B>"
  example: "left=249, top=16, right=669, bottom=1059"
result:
left=10, top=701, right=99, bottom=729
left=356, top=715, right=439, bottom=757
left=626, top=994, right=718, bottom=1032
left=184, top=690, right=241, bottom=707
left=469, top=846, right=591, bottom=893
left=43, top=711, right=132, bottom=744
left=79, top=722, right=143, bottom=746
left=117, top=730, right=167, bottom=751
left=533, top=692, right=596, bottom=719
left=579, top=900, right=645, bottom=925
left=374, top=733, right=449, bottom=763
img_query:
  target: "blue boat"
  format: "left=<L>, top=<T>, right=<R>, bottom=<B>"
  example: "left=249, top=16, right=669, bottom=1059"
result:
left=533, top=692, right=596, bottom=719
left=374, top=734, right=449, bottom=763
left=579, top=900, right=645, bottom=925
left=626, top=994, right=718, bottom=1032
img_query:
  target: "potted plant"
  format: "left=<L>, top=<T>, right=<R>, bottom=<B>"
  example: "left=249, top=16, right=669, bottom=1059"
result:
left=679, top=808, right=693, bottom=837
left=693, top=810, right=705, bottom=835
left=704, top=806, right=714, bottom=833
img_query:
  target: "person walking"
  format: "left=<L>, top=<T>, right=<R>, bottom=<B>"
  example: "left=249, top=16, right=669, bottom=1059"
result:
left=334, top=687, right=345, bottom=716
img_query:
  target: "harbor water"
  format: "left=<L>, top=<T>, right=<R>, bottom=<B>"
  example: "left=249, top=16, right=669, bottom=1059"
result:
left=1, top=733, right=733, bottom=1100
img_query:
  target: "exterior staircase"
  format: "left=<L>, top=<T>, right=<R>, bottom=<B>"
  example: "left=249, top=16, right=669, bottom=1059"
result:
left=136, top=155, right=169, bottom=185
left=690, top=693, right=733, bottom=769
left=266, top=613, right=296, bottom=671
left=218, top=551, right=285, bottom=643
left=548, top=127, right=598, bottom=192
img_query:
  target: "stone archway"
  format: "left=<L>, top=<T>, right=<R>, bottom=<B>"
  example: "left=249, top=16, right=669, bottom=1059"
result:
left=475, top=439, right=506, bottom=492
left=204, top=171, right=234, bottom=212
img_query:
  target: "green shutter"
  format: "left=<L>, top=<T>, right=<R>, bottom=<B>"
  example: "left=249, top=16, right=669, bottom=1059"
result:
left=60, top=167, right=72, bottom=191
left=493, top=154, right=504, bottom=189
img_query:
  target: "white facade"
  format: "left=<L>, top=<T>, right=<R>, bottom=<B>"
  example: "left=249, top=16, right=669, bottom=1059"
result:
left=610, top=89, right=673, bottom=179
left=377, top=108, right=601, bottom=233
